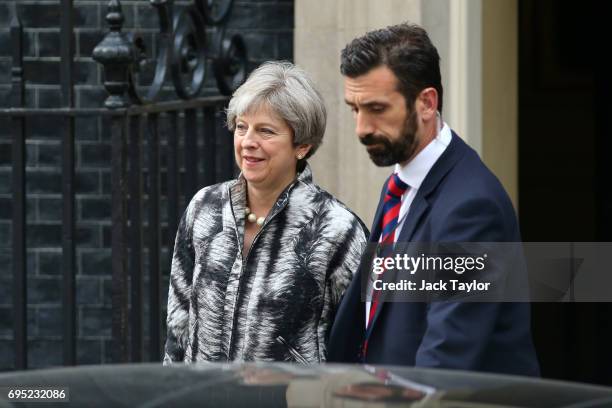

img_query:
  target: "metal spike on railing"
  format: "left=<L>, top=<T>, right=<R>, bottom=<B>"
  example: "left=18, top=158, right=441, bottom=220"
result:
left=10, top=3, right=24, bottom=100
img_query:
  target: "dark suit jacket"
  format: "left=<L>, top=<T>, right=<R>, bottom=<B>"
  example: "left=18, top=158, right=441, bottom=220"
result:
left=327, top=132, right=540, bottom=376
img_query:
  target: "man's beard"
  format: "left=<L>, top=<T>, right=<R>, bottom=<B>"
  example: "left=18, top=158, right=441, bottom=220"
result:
left=360, top=110, right=419, bottom=167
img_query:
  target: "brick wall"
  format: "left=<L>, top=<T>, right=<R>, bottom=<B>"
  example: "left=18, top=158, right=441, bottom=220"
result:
left=0, top=0, right=294, bottom=370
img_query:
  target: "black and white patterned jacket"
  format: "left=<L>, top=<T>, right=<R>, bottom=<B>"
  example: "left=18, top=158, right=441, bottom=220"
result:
left=163, top=165, right=368, bottom=364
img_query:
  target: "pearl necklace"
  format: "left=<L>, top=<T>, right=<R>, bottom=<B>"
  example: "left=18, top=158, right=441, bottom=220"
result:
left=245, top=207, right=265, bottom=226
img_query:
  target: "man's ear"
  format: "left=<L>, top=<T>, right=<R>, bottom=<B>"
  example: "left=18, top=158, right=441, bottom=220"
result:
left=417, top=87, right=438, bottom=121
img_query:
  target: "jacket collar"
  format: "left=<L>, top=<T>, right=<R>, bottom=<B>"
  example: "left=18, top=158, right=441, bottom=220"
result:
left=231, top=162, right=313, bottom=192
left=369, top=132, right=467, bottom=244
left=369, top=128, right=460, bottom=242
left=228, top=163, right=314, bottom=239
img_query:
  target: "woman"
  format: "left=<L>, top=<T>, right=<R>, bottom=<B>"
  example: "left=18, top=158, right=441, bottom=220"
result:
left=164, top=61, right=368, bottom=364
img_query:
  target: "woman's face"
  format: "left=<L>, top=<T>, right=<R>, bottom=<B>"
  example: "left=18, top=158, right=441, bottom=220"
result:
left=234, top=105, right=310, bottom=191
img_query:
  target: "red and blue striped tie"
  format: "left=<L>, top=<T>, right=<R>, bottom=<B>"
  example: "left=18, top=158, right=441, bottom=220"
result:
left=363, top=173, right=409, bottom=357
left=380, top=173, right=410, bottom=245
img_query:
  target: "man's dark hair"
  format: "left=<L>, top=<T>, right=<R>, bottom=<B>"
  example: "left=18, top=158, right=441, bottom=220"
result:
left=340, top=22, right=443, bottom=113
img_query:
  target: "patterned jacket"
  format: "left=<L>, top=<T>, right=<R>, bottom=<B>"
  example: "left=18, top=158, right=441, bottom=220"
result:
left=163, top=165, right=368, bottom=364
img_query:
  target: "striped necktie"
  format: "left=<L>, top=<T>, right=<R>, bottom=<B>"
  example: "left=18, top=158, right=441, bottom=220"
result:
left=380, top=173, right=410, bottom=244
left=363, top=173, right=409, bottom=357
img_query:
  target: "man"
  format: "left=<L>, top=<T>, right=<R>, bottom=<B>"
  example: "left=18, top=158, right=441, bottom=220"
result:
left=327, top=23, right=540, bottom=376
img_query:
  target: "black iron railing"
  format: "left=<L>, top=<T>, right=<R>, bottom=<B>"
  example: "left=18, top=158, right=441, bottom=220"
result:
left=0, top=0, right=247, bottom=368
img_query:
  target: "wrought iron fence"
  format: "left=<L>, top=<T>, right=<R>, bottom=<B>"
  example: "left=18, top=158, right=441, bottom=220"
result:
left=0, top=0, right=247, bottom=369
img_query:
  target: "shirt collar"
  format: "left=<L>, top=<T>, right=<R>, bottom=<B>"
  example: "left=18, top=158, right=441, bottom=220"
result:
left=395, top=119, right=452, bottom=191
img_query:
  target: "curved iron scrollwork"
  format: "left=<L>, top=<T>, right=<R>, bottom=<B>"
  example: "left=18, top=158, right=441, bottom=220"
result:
left=127, top=0, right=172, bottom=104
left=171, top=5, right=207, bottom=100
left=213, top=31, right=247, bottom=96
left=94, top=0, right=247, bottom=108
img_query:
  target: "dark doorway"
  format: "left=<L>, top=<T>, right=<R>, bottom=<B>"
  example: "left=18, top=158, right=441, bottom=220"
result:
left=519, top=0, right=612, bottom=385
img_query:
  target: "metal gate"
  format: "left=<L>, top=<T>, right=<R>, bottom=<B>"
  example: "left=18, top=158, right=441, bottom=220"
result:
left=0, top=0, right=247, bottom=368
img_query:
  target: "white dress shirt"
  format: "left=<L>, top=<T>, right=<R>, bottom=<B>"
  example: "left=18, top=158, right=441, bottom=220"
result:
left=365, top=119, right=452, bottom=327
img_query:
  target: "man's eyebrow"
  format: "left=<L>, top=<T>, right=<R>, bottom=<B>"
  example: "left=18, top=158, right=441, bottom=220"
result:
left=362, top=101, right=388, bottom=107
left=344, top=100, right=389, bottom=107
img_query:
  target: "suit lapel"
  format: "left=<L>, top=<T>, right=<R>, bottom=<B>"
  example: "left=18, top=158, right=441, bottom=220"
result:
left=366, top=132, right=467, bottom=338
left=396, top=194, right=429, bottom=242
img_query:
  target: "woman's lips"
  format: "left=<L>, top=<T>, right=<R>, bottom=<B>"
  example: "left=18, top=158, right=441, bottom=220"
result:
left=243, top=156, right=265, bottom=166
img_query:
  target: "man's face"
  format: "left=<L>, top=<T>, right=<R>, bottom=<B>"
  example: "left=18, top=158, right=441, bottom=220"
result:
left=344, top=66, right=419, bottom=167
